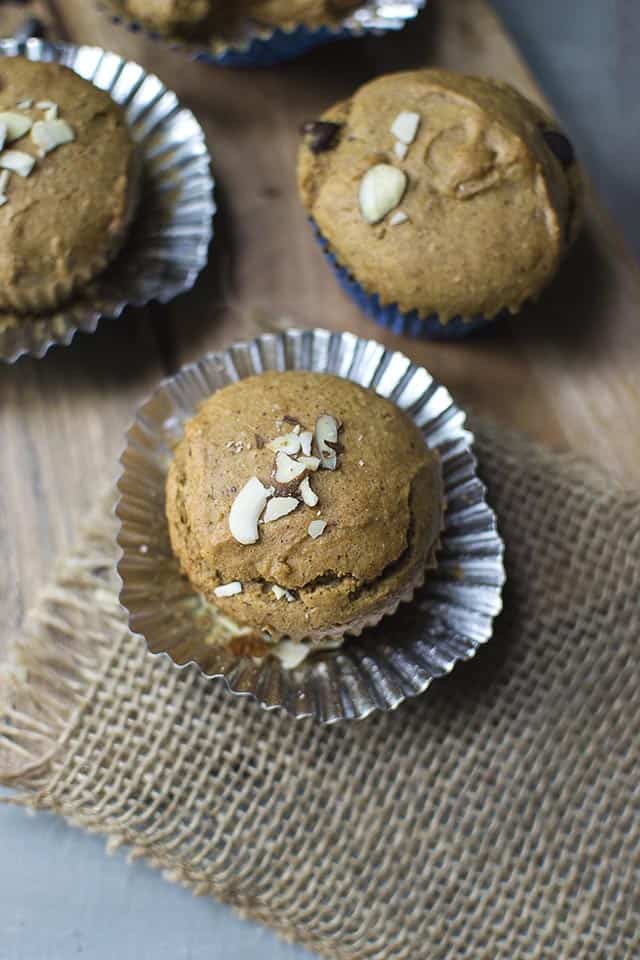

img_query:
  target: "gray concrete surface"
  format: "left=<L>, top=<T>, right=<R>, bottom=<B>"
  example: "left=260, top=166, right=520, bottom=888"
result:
left=1, top=3, right=638, bottom=959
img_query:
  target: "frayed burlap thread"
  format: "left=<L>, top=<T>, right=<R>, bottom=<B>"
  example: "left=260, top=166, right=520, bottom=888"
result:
left=1, top=422, right=638, bottom=959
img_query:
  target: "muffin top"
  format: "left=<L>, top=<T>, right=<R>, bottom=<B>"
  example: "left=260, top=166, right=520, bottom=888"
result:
left=125, top=0, right=215, bottom=33
left=0, top=57, right=138, bottom=310
left=166, top=371, right=442, bottom=641
left=298, top=69, right=582, bottom=320
left=246, top=0, right=359, bottom=27
left=124, top=0, right=358, bottom=33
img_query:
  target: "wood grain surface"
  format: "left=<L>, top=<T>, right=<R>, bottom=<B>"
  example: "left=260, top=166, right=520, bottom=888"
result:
left=1, top=0, right=639, bottom=651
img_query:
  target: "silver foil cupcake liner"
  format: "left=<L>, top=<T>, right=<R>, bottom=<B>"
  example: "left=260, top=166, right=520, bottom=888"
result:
left=116, top=329, right=505, bottom=723
left=99, top=1, right=427, bottom=67
left=0, top=38, right=215, bottom=363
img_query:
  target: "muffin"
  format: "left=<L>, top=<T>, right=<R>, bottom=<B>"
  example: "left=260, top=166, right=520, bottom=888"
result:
left=123, top=0, right=359, bottom=34
left=246, top=0, right=359, bottom=28
left=124, top=0, right=214, bottom=34
left=0, top=57, right=139, bottom=313
left=298, top=69, right=582, bottom=335
left=165, top=371, right=443, bottom=644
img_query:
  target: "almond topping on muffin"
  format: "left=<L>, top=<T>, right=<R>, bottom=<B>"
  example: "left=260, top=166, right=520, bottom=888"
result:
left=229, top=477, right=273, bottom=545
left=315, top=414, right=342, bottom=470
left=263, top=497, right=300, bottom=523
left=272, top=585, right=296, bottom=603
left=359, top=164, right=408, bottom=225
left=267, top=432, right=302, bottom=455
left=390, top=110, right=420, bottom=145
left=0, top=150, right=35, bottom=178
left=31, top=118, right=74, bottom=157
left=214, top=581, right=243, bottom=598
left=299, top=477, right=319, bottom=507
left=0, top=111, right=32, bottom=142
left=308, top=519, right=328, bottom=540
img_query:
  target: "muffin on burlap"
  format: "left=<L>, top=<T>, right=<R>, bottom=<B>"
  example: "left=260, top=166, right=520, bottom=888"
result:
left=0, top=57, right=139, bottom=313
left=124, top=0, right=359, bottom=34
left=298, top=69, right=582, bottom=335
left=166, top=371, right=443, bottom=644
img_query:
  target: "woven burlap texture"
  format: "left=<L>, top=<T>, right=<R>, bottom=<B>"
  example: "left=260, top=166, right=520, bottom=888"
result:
left=1, top=422, right=638, bottom=960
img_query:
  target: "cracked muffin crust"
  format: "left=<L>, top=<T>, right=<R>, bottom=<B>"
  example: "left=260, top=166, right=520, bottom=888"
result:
left=298, top=69, right=583, bottom=322
left=166, top=371, right=443, bottom=644
left=0, top=57, right=139, bottom=313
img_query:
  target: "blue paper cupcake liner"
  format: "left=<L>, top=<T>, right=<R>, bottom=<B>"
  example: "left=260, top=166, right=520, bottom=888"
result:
left=99, top=1, right=426, bottom=69
left=199, top=24, right=348, bottom=68
left=312, top=223, right=507, bottom=341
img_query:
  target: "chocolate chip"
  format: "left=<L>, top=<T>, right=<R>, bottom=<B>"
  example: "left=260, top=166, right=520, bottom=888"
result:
left=301, top=121, right=342, bottom=154
left=282, top=415, right=300, bottom=426
left=255, top=433, right=265, bottom=449
left=542, top=129, right=575, bottom=168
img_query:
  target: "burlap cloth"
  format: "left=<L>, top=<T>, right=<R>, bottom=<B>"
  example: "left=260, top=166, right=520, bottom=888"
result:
left=1, top=421, right=638, bottom=959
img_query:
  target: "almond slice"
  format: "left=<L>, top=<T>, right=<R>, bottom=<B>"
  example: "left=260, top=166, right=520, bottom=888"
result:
left=390, top=111, right=421, bottom=145
left=273, top=640, right=309, bottom=670
left=315, top=414, right=341, bottom=471
left=389, top=210, right=409, bottom=227
left=273, top=450, right=307, bottom=486
left=16, top=99, right=33, bottom=111
left=394, top=141, right=408, bottom=161
left=263, top=496, right=299, bottom=523
left=0, top=150, right=35, bottom=178
left=228, top=477, right=271, bottom=545
left=299, top=477, right=318, bottom=508
left=0, top=112, right=32, bottom=143
left=267, top=432, right=301, bottom=456
left=359, top=163, right=408, bottom=225
left=272, top=585, right=296, bottom=603
left=308, top=519, right=327, bottom=540
left=31, top=118, right=74, bottom=156
left=214, top=581, right=242, bottom=598
left=299, top=431, right=313, bottom=456
left=298, top=455, right=320, bottom=472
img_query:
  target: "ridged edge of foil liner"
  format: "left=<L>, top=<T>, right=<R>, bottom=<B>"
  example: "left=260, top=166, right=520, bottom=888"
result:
left=0, top=38, right=215, bottom=363
left=98, top=0, right=427, bottom=66
left=116, top=329, right=505, bottom=723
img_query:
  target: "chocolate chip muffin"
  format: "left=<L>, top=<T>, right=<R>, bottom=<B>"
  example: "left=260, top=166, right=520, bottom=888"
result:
left=298, top=69, right=582, bottom=324
left=0, top=57, right=139, bottom=313
left=166, top=372, right=443, bottom=644
left=123, top=0, right=358, bottom=36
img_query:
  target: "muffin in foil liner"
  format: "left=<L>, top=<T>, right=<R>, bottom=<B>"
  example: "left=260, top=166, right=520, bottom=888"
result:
left=98, top=1, right=428, bottom=68
left=0, top=38, right=215, bottom=363
left=116, top=329, right=505, bottom=723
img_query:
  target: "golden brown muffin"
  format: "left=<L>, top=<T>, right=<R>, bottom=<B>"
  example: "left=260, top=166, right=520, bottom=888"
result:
left=298, top=69, right=583, bottom=322
left=246, top=0, right=359, bottom=28
left=125, top=0, right=214, bottom=33
left=166, top=372, right=443, bottom=644
left=0, top=57, right=139, bottom=313
left=123, top=0, right=358, bottom=33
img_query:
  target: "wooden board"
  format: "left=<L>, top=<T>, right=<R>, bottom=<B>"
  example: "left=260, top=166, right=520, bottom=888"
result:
left=1, top=0, right=639, bottom=648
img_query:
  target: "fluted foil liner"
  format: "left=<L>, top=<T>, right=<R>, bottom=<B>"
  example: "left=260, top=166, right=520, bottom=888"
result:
left=116, top=329, right=505, bottom=723
left=99, top=1, right=427, bottom=67
left=0, top=38, right=215, bottom=363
